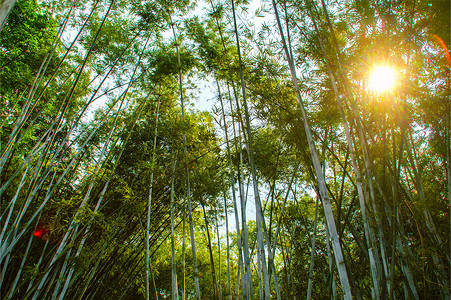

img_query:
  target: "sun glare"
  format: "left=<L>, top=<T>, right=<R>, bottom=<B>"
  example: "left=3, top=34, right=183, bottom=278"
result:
left=368, top=65, right=397, bottom=93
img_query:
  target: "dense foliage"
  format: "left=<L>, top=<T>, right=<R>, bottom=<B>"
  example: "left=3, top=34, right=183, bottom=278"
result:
left=0, top=0, right=449, bottom=299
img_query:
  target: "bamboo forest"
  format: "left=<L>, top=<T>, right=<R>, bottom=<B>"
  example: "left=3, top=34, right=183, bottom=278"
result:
left=0, top=0, right=450, bottom=298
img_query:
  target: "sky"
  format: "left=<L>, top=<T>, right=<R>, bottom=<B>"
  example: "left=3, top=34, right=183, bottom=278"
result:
left=189, top=0, right=273, bottom=113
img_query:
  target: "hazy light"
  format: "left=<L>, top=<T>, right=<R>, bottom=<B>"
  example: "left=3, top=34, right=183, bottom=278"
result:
left=368, top=65, right=397, bottom=93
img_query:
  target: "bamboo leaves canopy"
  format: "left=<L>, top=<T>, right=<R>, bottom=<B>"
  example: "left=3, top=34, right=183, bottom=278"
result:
left=0, top=0, right=449, bottom=299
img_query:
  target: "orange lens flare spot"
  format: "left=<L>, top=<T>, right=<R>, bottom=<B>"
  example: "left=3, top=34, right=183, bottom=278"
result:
left=432, top=34, right=450, bottom=66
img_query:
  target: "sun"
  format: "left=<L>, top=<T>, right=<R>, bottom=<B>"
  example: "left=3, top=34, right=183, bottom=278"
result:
left=368, top=65, right=397, bottom=93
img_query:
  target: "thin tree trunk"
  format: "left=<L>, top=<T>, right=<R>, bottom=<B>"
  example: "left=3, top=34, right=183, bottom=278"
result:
left=230, top=0, right=271, bottom=297
left=217, top=78, right=247, bottom=299
left=0, top=0, right=16, bottom=33
left=171, top=19, right=201, bottom=300
left=306, top=197, right=319, bottom=300
left=271, top=1, right=352, bottom=298
left=181, top=197, right=186, bottom=300
left=146, top=94, right=161, bottom=300
left=171, top=159, right=179, bottom=300
left=215, top=213, right=222, bottom=300
left=310, top=13, right=382, bottom=297
left=221, top=170, right=232, bottom=300
left=228, top=82, right=252, bottom=299
left=201, top=203, right=219, bottom=298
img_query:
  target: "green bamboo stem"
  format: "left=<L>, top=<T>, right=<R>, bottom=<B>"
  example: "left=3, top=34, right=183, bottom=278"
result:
left=271, top=1, right=352, bottom=298
left=146, top=94, right=161, bottom=300
left=181, top=198, right=186, bottom=300
left=221, top=174, right=232, bottom=300
left=230, top=0, right=271, bottom=297
left=209, top=1, right=253, bottom=293
left=237, top=125, right=254, bottom=300
left=170, top=17, right=201, bottom=300
left=0, top=0, right=16, bottom=33
left=306, top=197, right=319, bottom=300
left=217, top=78, right=249, bottom=298
left=216, top=214, right=222, bottom=300
left=201, top=202, right=219, bottom=298
left=29, top=26, right=146, bottom=296
left=308, top=10, right=382, bottom=296
left=170, top=159, right=179, bottom=300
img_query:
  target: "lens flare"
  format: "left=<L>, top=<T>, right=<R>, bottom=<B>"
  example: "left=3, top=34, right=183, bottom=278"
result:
left=34, top=226, right=48, bottom=239
left=368, top=65, right=397, bottom=93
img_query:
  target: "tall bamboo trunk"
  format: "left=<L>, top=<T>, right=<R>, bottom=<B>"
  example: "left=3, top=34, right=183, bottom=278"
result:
left=230, top=0, right=272, bottom=297
left=271, top=1, right=352, bottom=298
left=215, top=213, right=222, bottom=300
left=306, top=197, right=319, bottom=300
left=201, top=203, right=219, bottom=298
left=217, top=78, right=248, bottom=299
left=171, top=160, right=179, bottom=300
left=0, top=0, right=16, bottom=33
left=210, top=3, right=253, bottom=295
left=171, top=20, right=201, bottom=300
left=237, top=130, right=254, bottom=300
left=311, top=18, right=382, bottom=297
left=221, top=171, right=232, bottom=300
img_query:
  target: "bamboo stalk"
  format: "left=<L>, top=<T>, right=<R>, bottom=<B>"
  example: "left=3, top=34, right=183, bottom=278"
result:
left=270, top=1, right=352, bottom=298
left=307, top=8, right=382, bottom=296
left=230, top=0, right=271, bottom=297
left=217, top=78, right=249, bottom=299
left=306, top=197, right=319, bottom=300
left=146, top=91, right=161, bottom=300
left=171, top=17, right=201, bottom=300
left=201, top=203, right=219, bottom=297
left=171, top=159, right=179, bottom=300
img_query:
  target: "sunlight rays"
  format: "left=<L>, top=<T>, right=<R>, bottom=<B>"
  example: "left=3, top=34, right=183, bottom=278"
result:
left=368, top=65, right=397, bottom=93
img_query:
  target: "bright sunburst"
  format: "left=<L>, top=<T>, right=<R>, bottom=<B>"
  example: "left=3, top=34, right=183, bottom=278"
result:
left=368, top=65, right=397, bottom=93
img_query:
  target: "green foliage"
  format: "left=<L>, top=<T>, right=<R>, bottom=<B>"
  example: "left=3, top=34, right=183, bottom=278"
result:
left=146, top=44, right=197, bottom=81
left=0, top=0, right=57, bottom=93
left=1, top=0, right=449, bottom=299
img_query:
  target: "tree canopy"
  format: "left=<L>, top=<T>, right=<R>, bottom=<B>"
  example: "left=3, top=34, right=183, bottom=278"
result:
left=0, top=0, right=449, bottom=299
